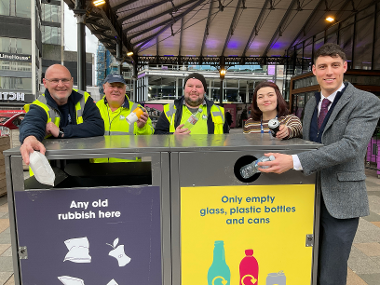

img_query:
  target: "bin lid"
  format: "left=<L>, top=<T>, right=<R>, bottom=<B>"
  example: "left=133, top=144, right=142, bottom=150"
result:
left=4, top=133, right=321, bottom=159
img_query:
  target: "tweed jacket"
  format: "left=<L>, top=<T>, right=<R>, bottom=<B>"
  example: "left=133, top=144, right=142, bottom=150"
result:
left=298, top=82, right=380, bottom=219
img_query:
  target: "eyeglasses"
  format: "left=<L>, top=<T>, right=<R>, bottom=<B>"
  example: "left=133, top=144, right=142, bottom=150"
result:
left=45, top=78, right=72, bottom=84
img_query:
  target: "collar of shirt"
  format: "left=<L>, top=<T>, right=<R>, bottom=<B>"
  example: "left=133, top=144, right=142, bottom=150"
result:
left=318, top=83, right=345, bottom=114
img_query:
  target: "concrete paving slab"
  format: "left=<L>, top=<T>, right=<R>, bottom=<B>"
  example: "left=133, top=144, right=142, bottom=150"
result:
left=354, top=220, right=380, bottom=243
left=0, top=256, right=14, bottom=272
left=358, top=273, right=380, bottom=285
left=347, top=267, right=368, bottom=285
left=4, top=274, right=14, bottom=285
left=0, top=219, right=10, bottom=233
left=362, top=211, right=380, bottom=223
left=0, top=244, right=10, bottom=256
left=0, top=272, right=13, bottom=285
left=348, top=247, right=380, bottom=274
left=354, top=242, right=380, bottom=256
left=0, top=231, right=11, bottom=244
left=2, top=245, right=12, bottom=257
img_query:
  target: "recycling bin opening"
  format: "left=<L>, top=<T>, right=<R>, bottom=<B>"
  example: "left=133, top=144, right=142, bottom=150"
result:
left=24, top=159, right=153, bottom=190
left=234, top=155, right=260, bottom=183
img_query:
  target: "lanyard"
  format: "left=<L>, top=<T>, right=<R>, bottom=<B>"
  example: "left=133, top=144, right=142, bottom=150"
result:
left=260, top=116, right=278, bottom=133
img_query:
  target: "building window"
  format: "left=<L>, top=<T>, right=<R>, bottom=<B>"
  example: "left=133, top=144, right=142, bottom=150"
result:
left=0, top=61, right=31, bottom=72
left=42, top=3, right=60, bottom=23
left=42, top=26, right=61, bottom=45
left=0, top=37, right=31, bottom=54
left=0, top=0, right=30, bottom=18
left=0, top=0, right=10, bottom=16
left=0, top=76, right=31, bottom=90
left=16, top=0, right=30, bottom=18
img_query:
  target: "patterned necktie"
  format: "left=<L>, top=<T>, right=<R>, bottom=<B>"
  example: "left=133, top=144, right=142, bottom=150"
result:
left=318, top=98, right=331, bottom=129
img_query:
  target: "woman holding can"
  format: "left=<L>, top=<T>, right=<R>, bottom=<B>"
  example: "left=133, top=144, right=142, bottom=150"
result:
left=243, top=81, right=302, bottom=139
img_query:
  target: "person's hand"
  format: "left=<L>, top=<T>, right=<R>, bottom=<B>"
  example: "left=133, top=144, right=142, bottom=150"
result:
left=275, top=125, right=289, bottom=140
left=20, top=136, right=46, bottom=165
left=258, top=153, right=293, bottom=174
left=174, top=124, right=191, bottom=135
left=45, top=122, right=60, bottom=137
left=136, top=111, right=149, bottom=129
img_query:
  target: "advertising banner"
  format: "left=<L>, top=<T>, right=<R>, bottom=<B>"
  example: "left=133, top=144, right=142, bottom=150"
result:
left=181, top=184, right=315, bottom=285
left=15, top=186, right=162, bottom=285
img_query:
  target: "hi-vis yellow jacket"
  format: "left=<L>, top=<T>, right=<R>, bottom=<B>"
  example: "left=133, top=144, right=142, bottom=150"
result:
left=154, top=97, right=227, bottom=134
left=24, top=89, right=90, bottom=139
left=91, top=95, right=154, bottom=163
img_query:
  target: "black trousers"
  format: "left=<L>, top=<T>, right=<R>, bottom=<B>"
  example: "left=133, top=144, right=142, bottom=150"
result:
left=318, top=198, right=359, bottom=285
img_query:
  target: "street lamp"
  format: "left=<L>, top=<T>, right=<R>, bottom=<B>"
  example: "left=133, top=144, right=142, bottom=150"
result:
left=219, top=68, right=227, bottom=106
left=93, top=0, right=106, bottom=6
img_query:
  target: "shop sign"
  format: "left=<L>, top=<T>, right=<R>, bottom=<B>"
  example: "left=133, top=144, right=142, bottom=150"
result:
left=0, top=52, right=31, bottom=62
left=0, top=92, right=24, bottom=101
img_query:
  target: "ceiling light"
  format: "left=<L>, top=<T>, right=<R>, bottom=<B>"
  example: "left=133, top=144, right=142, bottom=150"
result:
left=325, top=16, right=335, bottom=22
left=93, top=0, right=105, bottom=7
left=127, top=51, right=134, bottom=57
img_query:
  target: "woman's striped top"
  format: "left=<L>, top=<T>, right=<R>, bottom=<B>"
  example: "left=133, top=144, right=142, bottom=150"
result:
left=243, top=114, right=303, bottom=139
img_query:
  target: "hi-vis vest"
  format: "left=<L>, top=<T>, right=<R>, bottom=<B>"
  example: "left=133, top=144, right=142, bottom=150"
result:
left=164, top=103, right=225, bottom=134
left=91, top=96, right=153, bottom=163
left=24, top=89, right=90, bottom=175
left=97, top=96, right=139, bottom=136
left=24, top=89, right=90, bottom=139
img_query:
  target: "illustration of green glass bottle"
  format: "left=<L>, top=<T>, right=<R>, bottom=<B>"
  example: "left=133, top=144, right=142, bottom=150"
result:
left=183, top=108, right=203, bottom=130
left=207, top=240, right=230, bottom=285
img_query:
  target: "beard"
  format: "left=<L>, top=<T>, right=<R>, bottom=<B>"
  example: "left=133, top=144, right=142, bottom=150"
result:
left=185, top=94, right=204, bottom=107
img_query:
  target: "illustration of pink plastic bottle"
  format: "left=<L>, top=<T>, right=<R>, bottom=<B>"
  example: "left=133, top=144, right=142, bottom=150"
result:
left=239, top=249, right=259, bottom=285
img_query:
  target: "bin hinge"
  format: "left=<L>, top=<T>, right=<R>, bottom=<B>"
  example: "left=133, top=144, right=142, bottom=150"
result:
left=305, top=234, right=314, bottom=247
left=19, top=246, right=28, bottom=259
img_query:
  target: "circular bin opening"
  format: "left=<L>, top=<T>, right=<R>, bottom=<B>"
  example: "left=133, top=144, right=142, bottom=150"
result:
left=234, top=155, right=261, bottom=183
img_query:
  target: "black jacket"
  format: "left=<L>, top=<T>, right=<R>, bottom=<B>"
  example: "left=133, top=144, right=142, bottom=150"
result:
left=154, top=96, right=229, bottom=134
left=19, top=89, right=104, bottom=143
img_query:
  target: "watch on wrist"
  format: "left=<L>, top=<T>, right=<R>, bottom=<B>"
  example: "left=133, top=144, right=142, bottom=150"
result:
left=58, top=128, right=64, bottom=138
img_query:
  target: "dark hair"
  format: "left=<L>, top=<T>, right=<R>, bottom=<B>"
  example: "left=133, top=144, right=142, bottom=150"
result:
left=314, top=43, right=347, bottom=62
left=251, top=81, right=289, bottom=121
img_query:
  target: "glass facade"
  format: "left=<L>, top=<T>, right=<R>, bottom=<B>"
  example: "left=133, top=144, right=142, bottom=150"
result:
left=41, top=3, right=61, bottom=45
left=0, top=76, right=31, bottom=90
left=0, top=37, right=31, bottom=54
left=41, top=25, right=61, bottom=45
left=0, top=0, right=30, bottom=18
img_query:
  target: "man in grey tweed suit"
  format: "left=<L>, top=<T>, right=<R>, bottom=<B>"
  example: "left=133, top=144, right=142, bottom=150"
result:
left=260, top=43, right=380, bottom=284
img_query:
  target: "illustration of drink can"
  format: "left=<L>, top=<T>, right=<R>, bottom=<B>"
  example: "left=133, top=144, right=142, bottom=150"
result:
left=126, top=106, right=145, bottom=124
left=266, top=271, right=286, bottom=285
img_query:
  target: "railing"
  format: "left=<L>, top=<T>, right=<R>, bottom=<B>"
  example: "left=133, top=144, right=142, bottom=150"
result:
left=366, top=126, right=380, bottom=178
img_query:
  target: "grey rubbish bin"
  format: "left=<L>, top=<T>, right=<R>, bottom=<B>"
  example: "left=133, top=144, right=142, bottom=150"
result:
left=4, top=135, right=172, bottom=285
left=168, top=133, right=321, bottom=285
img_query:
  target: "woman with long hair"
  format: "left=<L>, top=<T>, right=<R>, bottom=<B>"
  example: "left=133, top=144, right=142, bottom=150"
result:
left=243, top=81, right=302, bottom=139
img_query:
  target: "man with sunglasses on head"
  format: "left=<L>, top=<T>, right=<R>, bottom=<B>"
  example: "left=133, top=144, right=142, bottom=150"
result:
left=19, top=64, right=104, bottom=165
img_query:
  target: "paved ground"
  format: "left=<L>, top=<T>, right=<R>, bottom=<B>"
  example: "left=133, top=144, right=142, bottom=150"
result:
left=0, top=132, right=379, bottom=284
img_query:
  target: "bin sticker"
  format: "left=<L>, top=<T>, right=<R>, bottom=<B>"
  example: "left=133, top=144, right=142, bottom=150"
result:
left=181, top=184, right=315, bottom=285
left=14, top=186, right=162, bottom=285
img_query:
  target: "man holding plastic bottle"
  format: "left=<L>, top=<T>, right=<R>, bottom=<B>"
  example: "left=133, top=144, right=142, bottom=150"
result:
left=154, top=73, right=229, bottom=135
left=92, top=74, right=154, bottom=163
left=19, top=64, right=104, bottom=165
left=258, top=43, right=380, bottom=285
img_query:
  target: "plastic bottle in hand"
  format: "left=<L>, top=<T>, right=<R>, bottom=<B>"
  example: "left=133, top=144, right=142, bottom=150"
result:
left=240, top=155, right=275, bottom=179
left=183, top=108, right=203, bottom=130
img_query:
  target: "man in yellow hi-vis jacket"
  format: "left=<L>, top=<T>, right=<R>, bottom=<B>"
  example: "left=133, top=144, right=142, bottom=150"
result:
left=154, top=73, right=229, bottom=135
left=92, top=74, right=154, bottom=163
left=19, top=64, right=104, bottom=164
